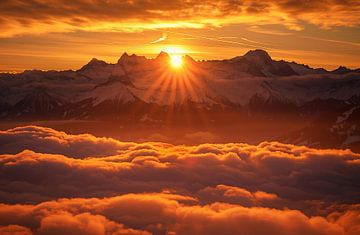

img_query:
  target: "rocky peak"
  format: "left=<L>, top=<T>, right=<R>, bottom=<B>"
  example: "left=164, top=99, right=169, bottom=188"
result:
left=79, top=58, right=107, bottom=71
left=155, top=51, right=170, bottom=61
left=118, top=53, right=146, bottom=65
left=243, top=49, right=272, bottom=64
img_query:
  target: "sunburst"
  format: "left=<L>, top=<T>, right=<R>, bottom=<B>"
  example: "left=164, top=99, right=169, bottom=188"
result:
left=170, top=55, right=183, bottom=69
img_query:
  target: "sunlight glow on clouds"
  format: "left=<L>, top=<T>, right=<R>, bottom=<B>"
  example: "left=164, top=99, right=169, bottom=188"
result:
left=0, top=126, right=359, bottom=234
left=0, top=0, right=359, bottom=72
left=0, top=0, right=359, bottom=37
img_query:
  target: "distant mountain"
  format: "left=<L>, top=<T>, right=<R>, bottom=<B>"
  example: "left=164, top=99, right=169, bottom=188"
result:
left=0, top=49, right=359, bottom=150
left=282, top=99, right=360, bottom=152
left=331, top=66, right=354, bottom=75
left=229, top=49, right=298, bottom=77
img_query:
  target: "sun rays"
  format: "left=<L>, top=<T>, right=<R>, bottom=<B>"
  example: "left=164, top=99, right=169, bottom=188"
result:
left=116, top=45, right=216, bottom=129
left=123, top=49, right=213, bottom=128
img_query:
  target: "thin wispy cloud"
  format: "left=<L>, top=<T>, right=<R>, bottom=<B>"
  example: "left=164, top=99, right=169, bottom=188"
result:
left=218, top=36, right=238, bottom=39
left=150, top=33, right=168, bottom=44
left=159, top=30, right=273, bottom=50
left=247, top=26, right=293, bottom=36
left=302, top=36, right=360, bottom=47
left=240, top=37, right=272, bottom=46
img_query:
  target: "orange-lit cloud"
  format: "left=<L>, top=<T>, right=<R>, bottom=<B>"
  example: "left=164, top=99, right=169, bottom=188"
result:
left=0, top=225, right=33, bottom=235
left=150, top=33, right=168, bottom=44
left=0, top=126, right=359, bottom=208
left=0, top=126, right=359, bottom=234
left=0, top=0, right=359, bottom=37
left=0, top=126, right=132, bottom=157
left=0, top=193, right=358, bottom=235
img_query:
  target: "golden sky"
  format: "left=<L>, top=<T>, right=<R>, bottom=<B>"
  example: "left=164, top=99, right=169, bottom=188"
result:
left=0, top=0, right=359, bottom=72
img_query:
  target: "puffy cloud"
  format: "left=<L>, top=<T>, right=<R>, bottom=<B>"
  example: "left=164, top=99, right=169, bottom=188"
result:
left=216, top=185, right=278, bottom=201
left=173, top=204, right=345, bottom=235
left=0, top=126, right=359, bottom=206
left=331, top=209, right=360, bottom=235
left=36, top=212, right=150, bottom=235
left=0, top=126, right=359, bottom=234
left=0, top=193, right=357, bottom=235
left=0, top=225, right=33, bottom=235
left=0, top=126, right=133, bottom=157
left=0, top=0, right=359, bottom=37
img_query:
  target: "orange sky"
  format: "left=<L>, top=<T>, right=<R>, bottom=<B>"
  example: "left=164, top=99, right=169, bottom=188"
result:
left=0, top=0, right=359, bottom=72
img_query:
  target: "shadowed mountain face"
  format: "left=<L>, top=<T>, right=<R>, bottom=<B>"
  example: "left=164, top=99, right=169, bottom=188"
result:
left=1, top=50, right=360, bottom=151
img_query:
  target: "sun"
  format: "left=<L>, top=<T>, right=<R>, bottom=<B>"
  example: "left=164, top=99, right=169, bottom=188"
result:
left=170, top=55, right=183, bottom=68
left=162, top=46, right=186, bottom=69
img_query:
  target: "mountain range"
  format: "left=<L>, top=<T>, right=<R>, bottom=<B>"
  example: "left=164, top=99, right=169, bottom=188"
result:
left=1, top=49, right=360, bottom=151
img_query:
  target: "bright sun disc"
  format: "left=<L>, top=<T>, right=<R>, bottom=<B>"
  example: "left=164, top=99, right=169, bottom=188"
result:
left=170, top=55, right=183, bottom=69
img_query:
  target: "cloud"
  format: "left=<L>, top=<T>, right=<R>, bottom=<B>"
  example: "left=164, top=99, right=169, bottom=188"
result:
left=301, top=36, right=360, bottom=47
left=36, top=212, right=150, bottom=235
left=0, top=126, right=359, bottom=207
left=0, top=126, right=359, bottom=234
left=0, top=193, right=358, bottom=235
left=161, top=30, right=272, bottom=49
left=247, top=25, right=293, bottom=36
left=150, top=33, right=168, bottom=44
left=0, top=225, right=32, bottom=235
left=0, top=126, right=133, bottom=158
left=330, top=206, right=360, bottom=235
left=0, top=0, right=359, bottom=37
left=215, top=184, right=278, bottom=201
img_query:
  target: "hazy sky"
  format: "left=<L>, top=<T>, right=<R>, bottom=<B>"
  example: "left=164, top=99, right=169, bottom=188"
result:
left=0, top=0, right=359, bottom=72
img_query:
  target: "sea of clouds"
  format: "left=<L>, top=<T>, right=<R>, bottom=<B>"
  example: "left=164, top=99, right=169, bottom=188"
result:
left=0, top=126, right=359, bottom=235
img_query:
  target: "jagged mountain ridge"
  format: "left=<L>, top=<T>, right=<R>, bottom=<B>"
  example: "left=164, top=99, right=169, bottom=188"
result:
left=1, top=49, right=360, bottom=150
left=1, top=49, right=359, bottom=116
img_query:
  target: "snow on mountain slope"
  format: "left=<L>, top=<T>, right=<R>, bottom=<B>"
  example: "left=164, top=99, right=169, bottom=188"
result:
left=78, top=58, right=128, bottom=83
left=81, top=80, right=136, bottom=106
left=13, top=89, right=64, bottom=115
left=230, top=49, right=298, bottom=77
left=1, top=49, right=359, bottom=151
left=288, top=62, right=327, bottom=75
left=0, top=50, right=359, bottom=112
left=127, top=68, right=224, bottom=106
left=283, top=104, right=360, bottom=152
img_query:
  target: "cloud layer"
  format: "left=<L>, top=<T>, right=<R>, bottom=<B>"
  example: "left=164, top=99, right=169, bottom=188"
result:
left=0, top=126, right=359, bottom=234
left=1, top=0, right=359, bottom=37
left=0, top=126, right=130, bottom=157
left=2, top=193, right=359, bottom=235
